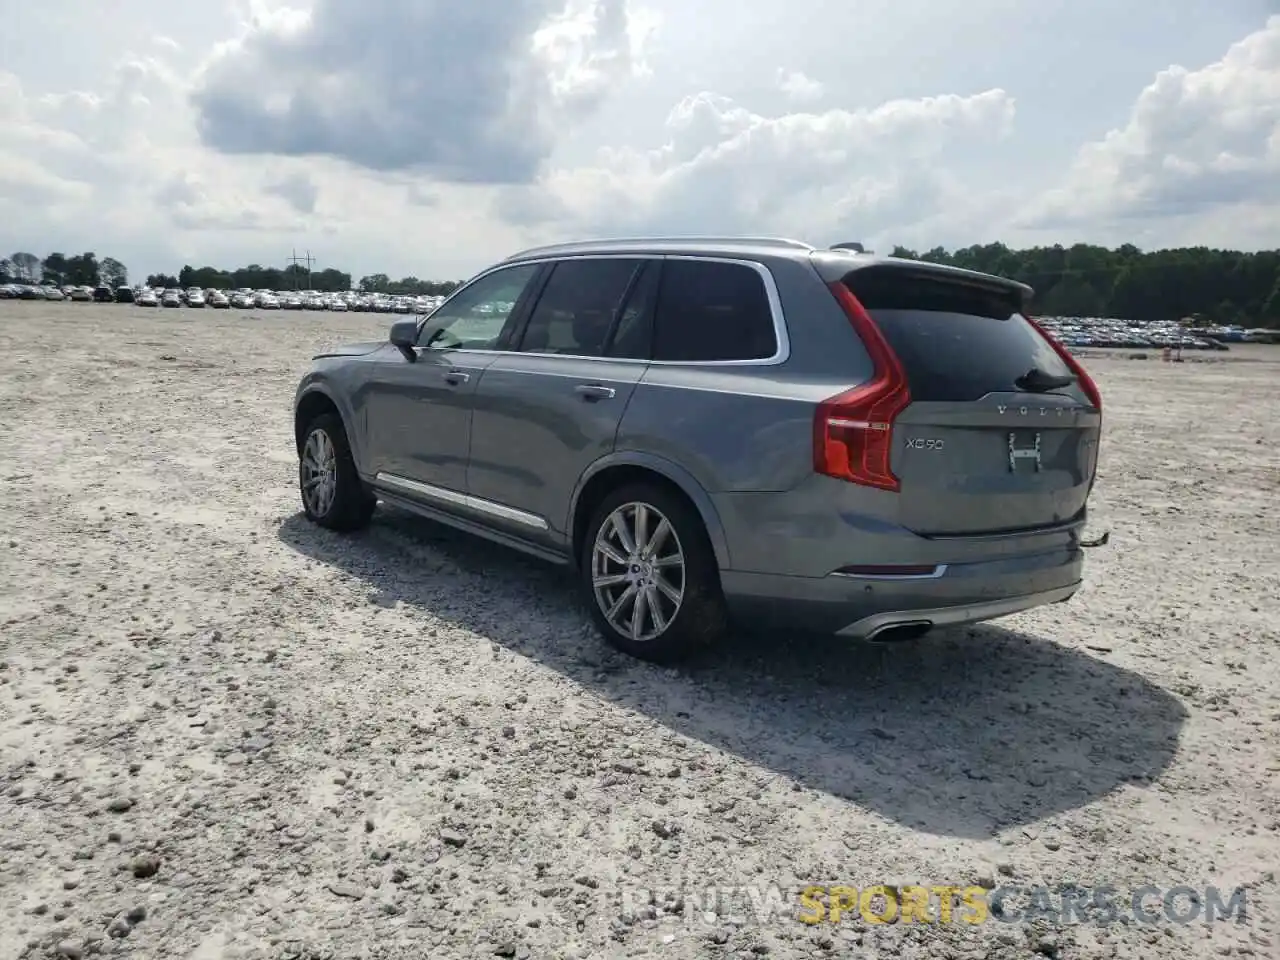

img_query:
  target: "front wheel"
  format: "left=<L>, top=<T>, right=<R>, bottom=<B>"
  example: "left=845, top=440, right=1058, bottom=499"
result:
left=581, top=483, right=728, bottom=663
left=299, top=413, right=376, bottom=531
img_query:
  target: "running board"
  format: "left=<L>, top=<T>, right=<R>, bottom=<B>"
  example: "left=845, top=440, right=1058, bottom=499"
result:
left=375, top=490, right=569, bottom=567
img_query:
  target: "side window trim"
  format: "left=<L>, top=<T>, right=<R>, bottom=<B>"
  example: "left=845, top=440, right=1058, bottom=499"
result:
left=651, top=255, right=790, bottom=366
left=435, top=253, right=790, bottom=367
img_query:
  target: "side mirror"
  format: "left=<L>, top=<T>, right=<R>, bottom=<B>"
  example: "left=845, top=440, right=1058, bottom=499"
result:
left=389, top=319, right=419, bottom=361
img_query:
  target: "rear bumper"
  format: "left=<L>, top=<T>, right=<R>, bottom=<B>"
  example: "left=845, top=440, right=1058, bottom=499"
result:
left=834, top=583, right=1079, bottom=639
left=720, top=546, right=1083, bottom=638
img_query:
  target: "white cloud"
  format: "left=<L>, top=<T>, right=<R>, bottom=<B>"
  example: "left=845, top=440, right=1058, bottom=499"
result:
left=777, top=69, right=824, bottom=104
left=507, top=88, right=1017, bottom=249
left=0, top=2, right=1277, bottom=281
left=1023, top=15, right=1280, bottom=240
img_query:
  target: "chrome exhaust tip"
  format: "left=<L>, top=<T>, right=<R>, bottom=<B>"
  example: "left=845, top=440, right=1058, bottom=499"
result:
left=864, top=621, right=932, bottom=644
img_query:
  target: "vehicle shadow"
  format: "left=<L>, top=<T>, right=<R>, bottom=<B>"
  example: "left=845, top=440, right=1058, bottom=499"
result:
left=277, top=507, right=1187, bottom=840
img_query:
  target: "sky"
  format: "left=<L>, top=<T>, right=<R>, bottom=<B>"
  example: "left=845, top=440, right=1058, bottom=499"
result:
left=1, top=0, right=1278, bottom=283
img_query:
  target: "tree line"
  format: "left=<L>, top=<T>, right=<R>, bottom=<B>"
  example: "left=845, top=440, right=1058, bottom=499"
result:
left=141, top=265, right=462, bottom=296
left=1, top=251, right=128, bottom=288
left=6, top=243, right=1280, bottom=325
left=890, top=243, right=1280, bottom=327
left=145, top=263, right=357, bottom=293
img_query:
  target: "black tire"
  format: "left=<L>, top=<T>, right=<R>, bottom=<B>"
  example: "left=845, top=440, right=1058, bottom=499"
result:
left=580, top=482, right=729, bottom=663
left=298, top=413, right=376, bottom=532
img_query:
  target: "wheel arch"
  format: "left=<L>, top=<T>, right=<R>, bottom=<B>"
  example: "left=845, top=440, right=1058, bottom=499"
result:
left=294, top=383, right=363, bottom=471
left=567, top=453, right=732, bottom=571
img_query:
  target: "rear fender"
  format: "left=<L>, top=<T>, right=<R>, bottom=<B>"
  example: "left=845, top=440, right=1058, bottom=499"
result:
left=569, top=451, right=733, bottom=571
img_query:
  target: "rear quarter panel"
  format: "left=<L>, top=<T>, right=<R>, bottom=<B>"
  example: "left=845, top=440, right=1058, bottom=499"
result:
left=613, top=254, right=875, bottom=494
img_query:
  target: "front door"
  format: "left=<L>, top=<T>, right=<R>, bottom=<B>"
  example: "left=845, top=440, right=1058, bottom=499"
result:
left=359, top=261, right=543, bottom=495
left=467, top=257, right=658, bottom=542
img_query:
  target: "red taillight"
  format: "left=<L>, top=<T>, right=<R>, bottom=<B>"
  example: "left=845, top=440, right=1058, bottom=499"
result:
left=1024, top=313, right=1102, bottom=412
left=814, top=282, right=912, bottom=492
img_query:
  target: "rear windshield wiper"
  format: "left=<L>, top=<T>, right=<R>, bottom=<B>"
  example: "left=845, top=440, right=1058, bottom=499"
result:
left=1015, top=367, right=1077, bottom=392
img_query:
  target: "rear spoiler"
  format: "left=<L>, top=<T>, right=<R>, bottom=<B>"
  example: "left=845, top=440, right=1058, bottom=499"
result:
left=809, top=251, right=1035, bottom=311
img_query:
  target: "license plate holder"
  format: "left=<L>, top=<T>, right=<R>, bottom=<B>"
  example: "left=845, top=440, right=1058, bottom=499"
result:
left=1008, top=431, right=1042, bottom=472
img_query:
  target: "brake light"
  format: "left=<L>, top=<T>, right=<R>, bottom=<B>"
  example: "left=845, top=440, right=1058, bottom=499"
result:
left=814, top=282, right=912, bottom=491
left=1024, top=313, right=1102, bottom=412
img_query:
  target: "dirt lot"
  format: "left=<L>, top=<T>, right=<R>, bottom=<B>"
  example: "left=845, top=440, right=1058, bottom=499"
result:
left=1, top=303, right=1277, bottom=960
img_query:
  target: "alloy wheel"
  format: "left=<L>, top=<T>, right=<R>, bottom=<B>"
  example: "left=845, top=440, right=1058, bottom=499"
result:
left=590, top=501, right=686, bottom=642
left=301, top=428, right=338, bottom=517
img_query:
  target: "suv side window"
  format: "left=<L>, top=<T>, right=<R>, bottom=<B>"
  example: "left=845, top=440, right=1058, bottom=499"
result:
left=516, top=258, right=642, bottom=356
left=417, top=263, right=540, bottom=350
left=652, top=259, right=778, bottom=362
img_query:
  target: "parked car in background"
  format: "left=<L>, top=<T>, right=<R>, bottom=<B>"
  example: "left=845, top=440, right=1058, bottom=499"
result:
left=185, top=288, right=206, bottom=308
left=115, top=286, right=135, bottom=303
left=209, top=290, right=230, bottom=309
left=43, top=285, right=65, bottom=301
left=161, top=289, right=182, bottom=308
left=93, top=285, right=114, bottom=303
left=137, top=289, right=159, bottom=307
left=291, top=237, right=1105, bottom=663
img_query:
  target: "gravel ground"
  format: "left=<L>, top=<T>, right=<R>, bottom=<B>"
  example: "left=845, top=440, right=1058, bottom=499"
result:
left=1, top=303, right=1277, bottom=960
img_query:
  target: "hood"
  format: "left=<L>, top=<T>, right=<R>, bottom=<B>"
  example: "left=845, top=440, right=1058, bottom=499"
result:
left=312, top=340, right=386, bottom=359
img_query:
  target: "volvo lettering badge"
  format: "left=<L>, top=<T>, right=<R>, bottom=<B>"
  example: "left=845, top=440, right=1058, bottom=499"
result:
left=997, top=405, right=1076, bottom=417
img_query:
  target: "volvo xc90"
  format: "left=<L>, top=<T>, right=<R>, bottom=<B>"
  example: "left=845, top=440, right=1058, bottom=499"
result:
left=293, top=237, right=1105, bottom=662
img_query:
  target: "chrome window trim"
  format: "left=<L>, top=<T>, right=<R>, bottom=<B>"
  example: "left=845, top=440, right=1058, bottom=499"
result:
left=503, top=236, right=814, bottom=261
left=414, top=253, right=790, bottom=368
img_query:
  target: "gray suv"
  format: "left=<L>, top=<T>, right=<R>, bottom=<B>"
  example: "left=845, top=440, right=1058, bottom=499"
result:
left=293, top=237, right=1103, bottom=662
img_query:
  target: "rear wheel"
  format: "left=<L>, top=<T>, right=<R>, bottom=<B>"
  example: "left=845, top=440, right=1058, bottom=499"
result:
left=581, top=483, right=728, bottom=663
left=299, top=413, right=375, bottom=531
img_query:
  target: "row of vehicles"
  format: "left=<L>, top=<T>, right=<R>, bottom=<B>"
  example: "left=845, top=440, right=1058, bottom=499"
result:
left=4, top=280, right=1275, bottom=347
left=1035, top=316, right=1277, bottom=349
left=0, top=282, right=449, bottom=315
left=1, top=283, right=122, bottom=302
left=143, top=288, right=451, bottom=314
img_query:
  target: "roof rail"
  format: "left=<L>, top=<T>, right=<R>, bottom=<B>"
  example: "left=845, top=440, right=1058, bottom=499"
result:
left=505, top=236, right=815, bottom=260
left=830, top=242, right=868, bottom=253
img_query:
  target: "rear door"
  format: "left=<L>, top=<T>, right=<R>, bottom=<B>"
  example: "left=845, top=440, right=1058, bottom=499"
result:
left=845, top=267, right=1101, bottom=536
left=464, top=257, right=657, bottom=540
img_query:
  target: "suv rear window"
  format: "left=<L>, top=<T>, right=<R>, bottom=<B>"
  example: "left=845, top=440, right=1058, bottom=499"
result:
left=653, top=259, right=777, bottom=362
left=845, top=269, right=1081, bottom=403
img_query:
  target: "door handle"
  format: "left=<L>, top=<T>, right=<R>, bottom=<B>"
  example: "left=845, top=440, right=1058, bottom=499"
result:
left=444, top=369, right=470, bottom=385
left=575, top=383, right=615, bottom=401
